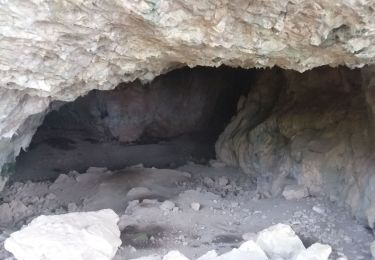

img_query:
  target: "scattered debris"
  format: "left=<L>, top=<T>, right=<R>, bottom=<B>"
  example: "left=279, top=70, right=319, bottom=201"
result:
left=217, top=176, right=229, bottom=187
left=132, top=224, right=331, bottom=260
left=0, top=164, right=372, bottom=260
left=160, top=200, right=175, bottom=212
left=203, top=177, right=215, bottom=188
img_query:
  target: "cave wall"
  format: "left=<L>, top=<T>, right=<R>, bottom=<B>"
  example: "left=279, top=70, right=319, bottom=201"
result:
left=32, top=66, right=252, bottom=144
left=216, top=66, right=375, bottom=225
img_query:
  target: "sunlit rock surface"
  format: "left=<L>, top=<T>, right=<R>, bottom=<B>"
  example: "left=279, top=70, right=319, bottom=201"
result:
left=1, top=0, right=375, bottom=179
left=4, top=209, right=121, bottom=260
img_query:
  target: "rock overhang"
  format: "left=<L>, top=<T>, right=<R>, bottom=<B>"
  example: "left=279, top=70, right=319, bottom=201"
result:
left=1, top=0, right=375, bottom=186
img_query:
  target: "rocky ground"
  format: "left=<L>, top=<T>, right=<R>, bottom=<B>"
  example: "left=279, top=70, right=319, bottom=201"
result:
left=0, top=163, right=374, bottom=259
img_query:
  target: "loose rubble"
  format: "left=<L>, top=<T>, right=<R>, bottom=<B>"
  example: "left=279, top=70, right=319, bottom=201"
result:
left=0, top=164, right=373, bottom=260
left=131, top=224, right=331, bottom=260
left=160, top=201, right=175, bottom=212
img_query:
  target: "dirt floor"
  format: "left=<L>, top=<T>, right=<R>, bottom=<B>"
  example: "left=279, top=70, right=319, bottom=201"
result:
left=0, top=162, right=374, bottom=260
left=12, top=133, right=213, bottom=182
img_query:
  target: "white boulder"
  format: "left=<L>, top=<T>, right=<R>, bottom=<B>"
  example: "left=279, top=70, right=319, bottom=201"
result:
left=191, top=202, right=201, bottom=211
left=197, top=240, right=268, bottom=260
left=256, top=223, right=305, bottom=259
left=162, top=251, right=190, bottom=260
left=242, top=232, right=257, bottom=241
left=4, top=209, right=121, bottom=260
left=293, top=243, right=332, bottom=260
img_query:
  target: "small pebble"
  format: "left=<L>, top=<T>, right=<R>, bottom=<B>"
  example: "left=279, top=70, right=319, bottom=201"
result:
left=191, top=202, right=201, bottom=211
left=160, top=200, right=175, bottom=211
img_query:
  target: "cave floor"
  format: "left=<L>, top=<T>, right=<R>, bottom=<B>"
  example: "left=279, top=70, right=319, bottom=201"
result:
left=12, top=132, right=213, bottom=182
left=0, top=164, right=373, bottom=260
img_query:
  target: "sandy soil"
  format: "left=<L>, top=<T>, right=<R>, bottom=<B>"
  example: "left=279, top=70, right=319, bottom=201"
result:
left=0, top=163, right=373, bottom=260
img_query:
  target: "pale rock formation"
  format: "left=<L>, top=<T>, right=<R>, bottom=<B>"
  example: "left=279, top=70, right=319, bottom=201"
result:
left=214, top=240, right=268, bottom=260
left=159, top=200, right=175, bottom=211
left=4, top=209, right=122, bottom=260
left=282, top=184, right=309, bottom=200
left=162, top=251, right=190, bottom=260
left=0, top=200, right=32, bottom=226
left=1, top=0, right=375, bottom=185
left=293, top=243, right=332, bottom=260
left=256, top=223, right=305, bottom=259
left=191, top=202, right=201, bottom=211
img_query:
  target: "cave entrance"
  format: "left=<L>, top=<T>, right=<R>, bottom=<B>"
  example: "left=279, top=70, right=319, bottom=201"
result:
left=12, top=66, right=254, bottom=182
left=2, top=65, right=374, bottom=260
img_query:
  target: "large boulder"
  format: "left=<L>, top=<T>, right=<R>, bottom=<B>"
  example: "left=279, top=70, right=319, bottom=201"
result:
left=4, top=209, right=122, bottom=260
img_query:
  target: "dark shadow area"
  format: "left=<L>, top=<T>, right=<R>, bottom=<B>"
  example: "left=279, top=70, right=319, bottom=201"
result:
left=12, top=66, right=255, bottom=182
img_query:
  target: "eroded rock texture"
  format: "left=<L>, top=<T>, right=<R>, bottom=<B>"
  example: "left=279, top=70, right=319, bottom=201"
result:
left=216, top=66, right=375, bottom=224
left=1, top=0, right=375, bottom=224
left=1, top=0, right=375, bottom=183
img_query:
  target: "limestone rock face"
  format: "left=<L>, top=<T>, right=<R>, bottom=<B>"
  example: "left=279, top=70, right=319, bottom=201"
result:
left=216, top=66, right=375, bottom=223
left=1, top=0, right=375, bottom=179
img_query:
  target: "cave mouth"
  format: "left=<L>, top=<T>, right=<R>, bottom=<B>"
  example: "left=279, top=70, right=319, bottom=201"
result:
left=12, top=66, right=255, bottom=182
left=2, top=65, right=375, bottom=260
